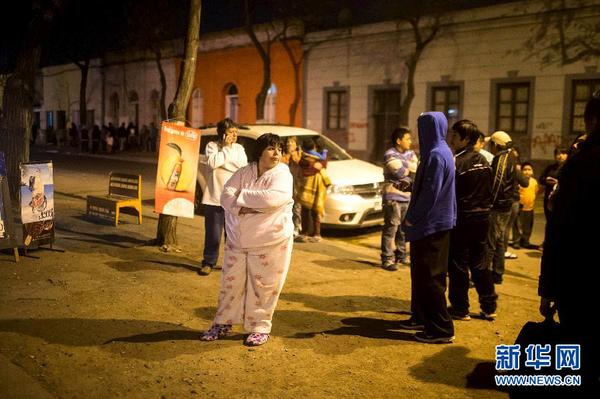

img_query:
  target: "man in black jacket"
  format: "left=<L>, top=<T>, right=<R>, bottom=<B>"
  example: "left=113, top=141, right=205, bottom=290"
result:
left=447, top=120, right=498, bottom=321
left=486, top=131, right=528, bottom=285
left=539, top=91, right=600, bottom=392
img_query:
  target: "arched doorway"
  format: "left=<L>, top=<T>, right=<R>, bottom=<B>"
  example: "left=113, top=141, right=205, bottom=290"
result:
left=264, top=83, right=277, bottom=123
left=129, top=91, right=139, bottom=128
left=109, top=93, right=119, bottom=124
left=190, top=88, right=204, bottom=127
left=150, top=90, right=160, bottom=126
left=224, top=84, right=239, bottom=122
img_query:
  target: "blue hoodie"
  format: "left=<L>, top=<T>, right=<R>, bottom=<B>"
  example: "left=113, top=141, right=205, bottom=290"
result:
left=404, top=112, right=456, bottom=242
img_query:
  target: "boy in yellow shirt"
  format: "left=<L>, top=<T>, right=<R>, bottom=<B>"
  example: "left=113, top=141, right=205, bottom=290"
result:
left=515, top=162, right=539, bottom=249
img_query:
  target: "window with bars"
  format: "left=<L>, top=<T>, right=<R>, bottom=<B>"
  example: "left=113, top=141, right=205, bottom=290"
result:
left=495, top=83, right=530, bottom=134
left=570, top=79, right=600, bottom=135
left=431, top=86, right=460, bottom=124
left=326, top=90, right=348, bottom=130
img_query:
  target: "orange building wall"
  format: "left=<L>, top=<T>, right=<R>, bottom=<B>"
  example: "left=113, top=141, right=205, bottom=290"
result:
left=189, top=39, right=303, bottom=127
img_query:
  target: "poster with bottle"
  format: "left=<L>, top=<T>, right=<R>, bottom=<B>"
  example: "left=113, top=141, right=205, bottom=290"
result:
left=154, top=121, right=201, bottom=218
left=20, top=161, right=55, bottom=247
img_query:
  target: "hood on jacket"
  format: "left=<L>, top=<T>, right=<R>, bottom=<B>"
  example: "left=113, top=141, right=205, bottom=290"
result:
left=417, top=112, right=448, bottom=155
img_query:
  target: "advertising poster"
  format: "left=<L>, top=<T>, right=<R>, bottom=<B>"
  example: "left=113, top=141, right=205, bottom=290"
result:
left=154, top=121, right=201, bottom=218
left=20, top=162, right=55, bottom=246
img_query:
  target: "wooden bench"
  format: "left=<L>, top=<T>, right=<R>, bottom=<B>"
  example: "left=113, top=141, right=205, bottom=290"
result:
left=86, top=173, right=142, bottom=226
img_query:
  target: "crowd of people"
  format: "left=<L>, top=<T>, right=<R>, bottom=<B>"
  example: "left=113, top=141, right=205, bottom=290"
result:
left=167, top=91, right=600, bottom=388
left=42, top=121, right=160, bottom=154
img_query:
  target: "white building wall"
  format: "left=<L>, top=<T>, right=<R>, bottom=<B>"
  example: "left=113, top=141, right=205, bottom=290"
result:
left=40, top=59, right=103, bottom=130
left=305, top=0, right=600, bottom=162
left=103, top=58, right=177, bottom=128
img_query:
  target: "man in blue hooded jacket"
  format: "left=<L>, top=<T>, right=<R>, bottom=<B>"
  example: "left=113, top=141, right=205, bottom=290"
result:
left=399, top=112, right=457, bottom=343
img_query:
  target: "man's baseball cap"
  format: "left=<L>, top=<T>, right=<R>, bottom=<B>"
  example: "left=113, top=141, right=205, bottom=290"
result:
left=485, top=131, right=512, bottom=146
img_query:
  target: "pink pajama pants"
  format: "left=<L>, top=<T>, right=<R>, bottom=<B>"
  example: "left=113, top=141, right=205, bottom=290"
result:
left=213, top=236, right=293, bottom=334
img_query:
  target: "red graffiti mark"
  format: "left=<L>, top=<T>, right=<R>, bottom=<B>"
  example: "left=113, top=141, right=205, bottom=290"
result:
left=532, top=133, right=561, bottom=154
left=350, top=122, right=368, bottom=129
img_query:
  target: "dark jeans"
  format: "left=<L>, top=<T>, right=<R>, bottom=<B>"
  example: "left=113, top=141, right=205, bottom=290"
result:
left=487, top=209, right=512, bottom=280
left=448, top=213, right=498, bottom=315
left=380, top=200, right=409, bottom=263
left=301, top=207, right=321, bottom=237
left=203, top=205, right=225, bottom=266
left=513, top=208, right=534, bottom=246
left=410, top=229, right=454, bottom=338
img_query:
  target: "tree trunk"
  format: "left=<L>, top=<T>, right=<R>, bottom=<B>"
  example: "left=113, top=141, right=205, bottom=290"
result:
left=282, top=39, right=302, bottom=126
left=244, top=0, right=271, bottom=122
left=76, top=59, right=90, bottom=128
left=155, top=0, right=201, bottom=249
left=399, top=52, right=420, bottom=126
left=0, top=5, right=51, bottom=201
left=153, top=48, right=168, bottom=121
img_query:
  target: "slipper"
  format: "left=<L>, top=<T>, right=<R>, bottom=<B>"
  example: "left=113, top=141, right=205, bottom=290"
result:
left=200, top=324, right=232, bottom=341
left=245, top=332, right=269, bottom=346
left=504, top=251, right=518, bottom=259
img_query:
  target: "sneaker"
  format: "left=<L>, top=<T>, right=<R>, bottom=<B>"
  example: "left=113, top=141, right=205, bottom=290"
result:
left=397, top=318, right=425, bottom=330
left=448, top=307, right=471, bottom=321
left=294, top=235, right=309, bottom=243
left=197, top=263, right=214, bottom=276
left=504, top=251, right=518, bottom=259
left=245, top=332, right=269, bottom=346
left=382, top=260, right=399, bottom=271
left=396, top=257, right=411, bottom=266
left=480, top=311, right=497, bottom=321
left=414, top=331, right=455, bottom=344
left=200, top=324, right=232, bottom=341
left=307, top=235, right=322, bottom=243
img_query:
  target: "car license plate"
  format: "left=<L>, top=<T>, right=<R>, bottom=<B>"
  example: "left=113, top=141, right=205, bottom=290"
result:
left=374, top=198, right=382, bottom=211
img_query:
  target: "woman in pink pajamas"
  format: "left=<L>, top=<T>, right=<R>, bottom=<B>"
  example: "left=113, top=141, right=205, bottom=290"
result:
left=201, top=133, right=294, bottom=346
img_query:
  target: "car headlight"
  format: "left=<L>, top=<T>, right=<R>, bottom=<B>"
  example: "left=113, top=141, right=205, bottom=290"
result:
left=328, top=185, right=355, bottom=195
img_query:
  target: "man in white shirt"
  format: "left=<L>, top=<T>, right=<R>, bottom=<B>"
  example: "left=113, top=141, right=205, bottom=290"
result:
left=199, top=118, right=248, bottom=275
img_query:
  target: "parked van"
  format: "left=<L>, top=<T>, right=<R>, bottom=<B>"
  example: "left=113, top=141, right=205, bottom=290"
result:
left=196, top=125, right=384, bottom=228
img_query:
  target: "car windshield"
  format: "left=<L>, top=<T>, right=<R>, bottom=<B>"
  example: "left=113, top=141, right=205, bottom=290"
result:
left=299, top=134, right=351, bottom=161
left=199, top=133, right=352, bottom=162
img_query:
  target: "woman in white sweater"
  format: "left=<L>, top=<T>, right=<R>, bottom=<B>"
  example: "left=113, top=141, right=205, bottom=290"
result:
left=201, top=133, right=294, bottom=346
left=198, top=118, right=247, bottom=275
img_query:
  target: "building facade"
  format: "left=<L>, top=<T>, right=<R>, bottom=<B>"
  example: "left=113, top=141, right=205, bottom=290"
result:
left=303, top=0, right=600, bottom=163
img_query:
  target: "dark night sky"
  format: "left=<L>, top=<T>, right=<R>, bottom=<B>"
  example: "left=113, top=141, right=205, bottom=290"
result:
left=1, top=0, right=521, bottom=73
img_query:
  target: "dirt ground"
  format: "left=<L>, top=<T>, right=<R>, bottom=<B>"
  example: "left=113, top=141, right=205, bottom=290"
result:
left=0, top=154, right=544, bottom=398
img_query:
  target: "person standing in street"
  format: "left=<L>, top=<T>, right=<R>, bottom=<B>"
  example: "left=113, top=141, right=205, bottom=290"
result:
left=446, top=120, right=498, bottom=322
left=399, top=112, right=456, bottom=344
left=201, top=133, right=294, bottom=346
left=380, top=127, right=418, bottom=271
left=539, top=147, right=567, bottom=221
left=485, top=131, right=528, bottom=284
left=539, top=90, right=600, bottom=392
left=198, top=118, right=247, bottom=276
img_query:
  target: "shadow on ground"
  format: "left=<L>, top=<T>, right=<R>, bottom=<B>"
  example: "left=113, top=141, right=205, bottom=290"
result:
left=410, top=346, right=503, bottom=393
left=280, top=292, right=410, bottom=313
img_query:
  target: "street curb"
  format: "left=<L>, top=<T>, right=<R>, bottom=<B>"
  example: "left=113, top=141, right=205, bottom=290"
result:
left=41, top=149, right=158, bottom=165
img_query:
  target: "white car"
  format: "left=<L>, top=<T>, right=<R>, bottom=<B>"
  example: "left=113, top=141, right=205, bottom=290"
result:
left=196, top=125, right=384, bottom=228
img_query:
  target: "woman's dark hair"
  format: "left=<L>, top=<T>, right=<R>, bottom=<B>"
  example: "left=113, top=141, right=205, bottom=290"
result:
left=254, top=133, right=283, bottom=161
left=451, top=119, right=481, bottom=147
left=521, top=161, right=533, bottom=170
left=390, top=127, right=410, bottom=145
left=302, top=138, right=316, bottom=152
left=216, top=118, right=236, bottom=140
